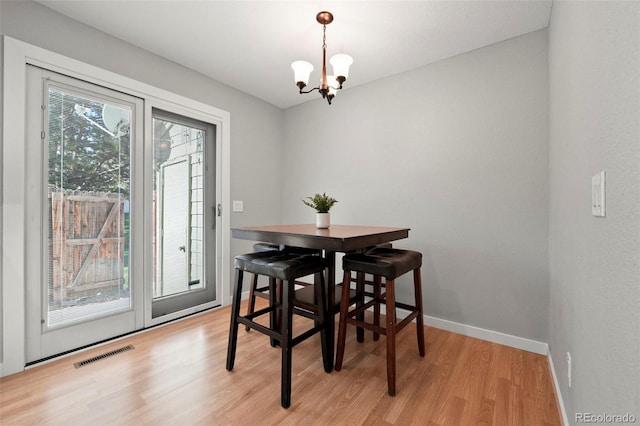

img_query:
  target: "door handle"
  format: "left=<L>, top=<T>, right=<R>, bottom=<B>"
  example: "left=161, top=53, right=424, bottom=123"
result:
left=179, top=245, right=186, bottom=252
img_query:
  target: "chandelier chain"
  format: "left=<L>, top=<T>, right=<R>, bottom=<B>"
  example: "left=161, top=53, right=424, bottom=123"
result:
left=322, top=24, right=327, bottom=50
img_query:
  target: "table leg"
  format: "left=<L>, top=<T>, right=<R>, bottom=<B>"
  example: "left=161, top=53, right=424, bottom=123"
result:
left=325, top=251, right=336, bottom=372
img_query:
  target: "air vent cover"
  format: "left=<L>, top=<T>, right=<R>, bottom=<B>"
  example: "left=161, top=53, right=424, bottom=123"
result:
left=73, top=344, right=135, bottom=369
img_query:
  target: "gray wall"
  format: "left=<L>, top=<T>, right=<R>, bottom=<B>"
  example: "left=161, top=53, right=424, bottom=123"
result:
left=283, top=30, right=550, bottom=343
left=548, top=1, right=640, bottom=422
left=4, top=2, right=640, bottom=420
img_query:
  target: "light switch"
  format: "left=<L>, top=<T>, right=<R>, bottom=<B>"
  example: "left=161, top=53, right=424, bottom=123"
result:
left=591, top=171, right=606, bottom=217
left=232, top=200, right=244, bottom=212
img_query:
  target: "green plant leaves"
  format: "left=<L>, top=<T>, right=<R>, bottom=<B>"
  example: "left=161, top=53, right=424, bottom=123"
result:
left=302, top=192, right=338, bottom=213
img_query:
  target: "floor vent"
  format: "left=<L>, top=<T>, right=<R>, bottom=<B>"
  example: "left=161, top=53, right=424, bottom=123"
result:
left=73, top=344, right=135, bottom=369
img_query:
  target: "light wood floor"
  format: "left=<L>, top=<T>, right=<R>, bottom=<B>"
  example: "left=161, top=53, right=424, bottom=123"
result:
left=0, top=301, right=561, bottom=425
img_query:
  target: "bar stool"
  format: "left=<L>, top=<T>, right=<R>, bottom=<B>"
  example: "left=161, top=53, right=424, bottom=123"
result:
left=226, top=250, right=329, bottom=409
left=245, top=244, right=319, bottom=331
left=335, top=246, right=425, bottom=396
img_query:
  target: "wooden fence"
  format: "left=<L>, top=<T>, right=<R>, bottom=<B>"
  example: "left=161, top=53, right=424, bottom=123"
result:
left=49, top=189, right=127, bottom=303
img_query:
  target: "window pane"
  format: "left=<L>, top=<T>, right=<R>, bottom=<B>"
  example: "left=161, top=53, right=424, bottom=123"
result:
left=153, top=116, right=205, bottom=298
left=47, top=87, right=131, bottom=328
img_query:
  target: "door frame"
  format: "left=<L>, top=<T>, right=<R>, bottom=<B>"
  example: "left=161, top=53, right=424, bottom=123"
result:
left=1, top=36, right=231, bottom=376
left=143, top=101, right=223, bottom=326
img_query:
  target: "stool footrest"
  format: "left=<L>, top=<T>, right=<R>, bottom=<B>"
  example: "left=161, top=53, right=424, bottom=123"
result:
left=238, top=311, right=325, bottom=347
left=237, top=317, right=281, bottom=340
left=345, top=298, right=379, bottom=318
left=394, top=301, right=419, bottom=312
left=343, top=300, right=419, bottom=334
left=290, top=325, right=325, bottom=347
left=345, top=309, right=420, bottom=331
left=252, top=286, right=270, bottom=300
left=292, top=307, right=321, bottom=321
left=395, top=310, right=420, bottom=333
left=245, top=305, right=276, bottom=321
left=345, top=317, right=387, bottom=336
left=345, top=299, right=419, bottom=320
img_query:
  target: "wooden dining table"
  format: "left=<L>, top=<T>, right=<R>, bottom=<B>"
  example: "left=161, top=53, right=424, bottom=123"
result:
left=231, top=224, right=410, bottom=371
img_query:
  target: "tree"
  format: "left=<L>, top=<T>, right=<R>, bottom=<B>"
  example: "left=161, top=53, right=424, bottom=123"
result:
left=48, top=88, right=130, bottom=196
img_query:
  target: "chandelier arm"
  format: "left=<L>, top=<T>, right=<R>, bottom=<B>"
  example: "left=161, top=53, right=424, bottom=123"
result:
left=299, top=86, right=321, bottom=95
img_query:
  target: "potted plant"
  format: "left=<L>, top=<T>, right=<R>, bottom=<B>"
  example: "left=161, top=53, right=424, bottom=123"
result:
left=302, top=192, right=338, bottom=229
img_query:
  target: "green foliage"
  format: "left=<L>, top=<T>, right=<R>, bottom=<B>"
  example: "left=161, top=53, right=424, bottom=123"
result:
left=48, top=89, right=130, bottom=196
left=302, top=192, right=338, bottom=213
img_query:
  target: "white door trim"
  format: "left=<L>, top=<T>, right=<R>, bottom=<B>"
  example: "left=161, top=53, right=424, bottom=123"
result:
left=1, top=35, right=231, bottom=377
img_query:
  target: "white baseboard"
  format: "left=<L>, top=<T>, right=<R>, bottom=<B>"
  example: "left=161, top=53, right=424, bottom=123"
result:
left=422, top=314, right=548, bottom=355
left=547, top=351, right=570, bottom=426
left=374, top=303, right=548, bottom=355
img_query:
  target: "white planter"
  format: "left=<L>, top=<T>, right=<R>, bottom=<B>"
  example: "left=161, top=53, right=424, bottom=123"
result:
left=316, top=212, right=330, bottom=229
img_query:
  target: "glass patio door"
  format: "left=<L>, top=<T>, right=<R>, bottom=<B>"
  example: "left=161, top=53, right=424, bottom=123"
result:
left=24, top=67, right=221, bottom=363
left=150, top=111, right=218, bottom=319
left=25, top=66, right=144, bottom=362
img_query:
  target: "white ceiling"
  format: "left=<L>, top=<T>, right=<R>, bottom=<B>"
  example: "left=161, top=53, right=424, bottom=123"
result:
left=37, top=0, right=552, bottom=109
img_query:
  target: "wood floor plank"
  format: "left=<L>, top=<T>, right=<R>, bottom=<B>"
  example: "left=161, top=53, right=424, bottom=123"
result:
left=0, top=302, right=562, bottom=425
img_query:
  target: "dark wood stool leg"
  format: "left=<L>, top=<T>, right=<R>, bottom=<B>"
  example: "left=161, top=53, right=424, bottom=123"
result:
left=356, top=271, right=365, bottom=343
left=373, top=275, right=382, bottom=341
left=280, top=279, right=294, bottom=409
left=276, top=279, right=283, bottom=337
left=414, top=268, right=425, bottom=356
left=385, top=278, right=397, bottom=396
left=269, top=277, right=278, bottom=347
left=245, top=273, right=258, bottom=332
left=334, top=269, right=352, bottom=371
left=226, top=268, right=244, bottom=371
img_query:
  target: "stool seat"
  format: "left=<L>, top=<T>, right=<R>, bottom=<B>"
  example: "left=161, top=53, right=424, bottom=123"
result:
left=235, top=251, right=326, bottom=281
left=343, top=247, right=422, bottom=279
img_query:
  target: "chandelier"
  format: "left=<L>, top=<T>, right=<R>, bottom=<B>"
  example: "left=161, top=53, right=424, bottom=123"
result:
left=291, top=11, right=353, bottom=105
